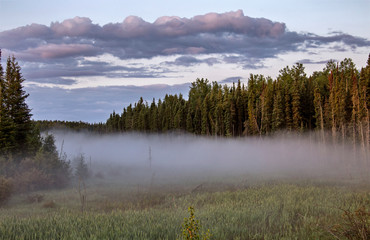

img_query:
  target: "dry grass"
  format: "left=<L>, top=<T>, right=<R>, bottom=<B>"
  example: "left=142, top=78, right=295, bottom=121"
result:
left=329, top=206, right=370, bottom=240
left=42, top=200, right=57, bottom=209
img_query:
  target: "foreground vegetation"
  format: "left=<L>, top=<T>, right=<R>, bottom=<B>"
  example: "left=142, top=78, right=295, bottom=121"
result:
left=0, top=176, right=369, bottom=239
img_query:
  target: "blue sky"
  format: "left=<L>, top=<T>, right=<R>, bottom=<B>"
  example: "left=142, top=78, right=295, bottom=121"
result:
left=0, top=0, right=369, bottom=122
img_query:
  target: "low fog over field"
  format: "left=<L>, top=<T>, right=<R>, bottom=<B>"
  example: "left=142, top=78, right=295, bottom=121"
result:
left=51, top=131, right=368, bottom=183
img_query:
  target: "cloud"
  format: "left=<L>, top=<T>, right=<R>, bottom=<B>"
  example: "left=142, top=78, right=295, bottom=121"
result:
left=27, top=77, right=77, bottom=86
left=163, top=56, right=220, bottom=67
left=298, top=59, right=336, bottom=65
left=219, top=76, right=243, bottom=84
left=222, top=55, right=266, bottom=69
left=1, top=10, right=369, bottom=89
left=2, top=10, right=367, bottom=62
left=50, top=17, right=100, bottom=37
left=20, top=57, right=168, bottom=85
left=19, top=43, right=98, bottom=60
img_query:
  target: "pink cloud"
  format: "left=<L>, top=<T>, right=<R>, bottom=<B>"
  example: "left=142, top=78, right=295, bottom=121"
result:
left=185, top=47, right=206, bottom=54
left=50, top=17, right=98, bottom=37
left=162, top=48, right=181, bottom=55
left=22, top=43, right=97, bottom=59
left=0, top=9, right=367, bottom=65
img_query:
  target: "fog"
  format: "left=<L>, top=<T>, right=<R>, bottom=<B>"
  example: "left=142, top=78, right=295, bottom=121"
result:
left=51, top=130, right=369, bottom=184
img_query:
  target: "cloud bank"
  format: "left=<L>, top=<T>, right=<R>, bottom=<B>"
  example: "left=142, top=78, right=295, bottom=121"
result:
left=1, top=10, right=369, bottom=85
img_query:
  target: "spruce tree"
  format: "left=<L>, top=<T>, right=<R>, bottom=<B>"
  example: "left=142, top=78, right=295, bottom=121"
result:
left=0, top=54, right=34, bottom=159
left=292, top=80, right=302, bottom=131
left=0, top=50, right=15, bottom=155
left=313, top=84, right=325, bottom=143
left=272, top=82, right=285, bottom=132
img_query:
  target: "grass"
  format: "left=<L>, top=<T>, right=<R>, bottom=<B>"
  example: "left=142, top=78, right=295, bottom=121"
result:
left=0, top=175, right=369, bottom=239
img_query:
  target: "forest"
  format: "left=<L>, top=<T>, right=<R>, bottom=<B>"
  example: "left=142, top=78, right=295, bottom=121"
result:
left=38, top=56, right=370, bottom=145
left=104, top=57, right=369, bottom=142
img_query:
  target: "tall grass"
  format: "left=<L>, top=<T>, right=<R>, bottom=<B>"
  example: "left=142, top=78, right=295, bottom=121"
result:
left=0, top=180, right=369, bottom=239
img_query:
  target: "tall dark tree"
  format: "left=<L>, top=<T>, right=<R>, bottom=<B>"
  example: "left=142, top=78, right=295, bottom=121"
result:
left=0, top=54, right=34, bottom=159
left=0, top=50, right=15, bottom=155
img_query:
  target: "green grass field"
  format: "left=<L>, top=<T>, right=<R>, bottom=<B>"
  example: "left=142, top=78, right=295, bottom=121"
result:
left=0, top=174, right=369, bottom=240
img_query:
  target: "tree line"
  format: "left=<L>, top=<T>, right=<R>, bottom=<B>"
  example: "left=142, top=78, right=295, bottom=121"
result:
left=35, top=120, right=105, bottom=132
left=105, top=57, right=369, bottom=144
left=35, top=56, right=369, bottom=150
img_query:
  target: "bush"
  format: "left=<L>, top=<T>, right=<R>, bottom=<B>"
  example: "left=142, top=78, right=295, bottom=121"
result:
left=180, top=206, right=211, bottom=240
left=0, top=176, right=12, bottom=205
left=13, top=165, right=51, bottom=192
left=1, top=152, right=70, bottom=193
left=329, top=206, right=370, bottom=240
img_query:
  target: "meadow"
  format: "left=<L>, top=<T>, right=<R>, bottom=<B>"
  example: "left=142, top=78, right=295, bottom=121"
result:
left=0, top=173, right=369, bottom=240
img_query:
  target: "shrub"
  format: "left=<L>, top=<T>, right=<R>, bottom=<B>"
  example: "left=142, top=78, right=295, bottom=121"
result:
left=13, top=166, right=51, bottom=192
left=0, top=176, right=12, bottom=205
left=329, top=206, right=370, bottom=240
left=180, top=206, right=211, bottom=240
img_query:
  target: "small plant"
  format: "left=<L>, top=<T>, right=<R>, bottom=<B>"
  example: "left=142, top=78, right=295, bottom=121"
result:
left=329, top=206, right=369, bottom=240
left=180, top=206, right=211, bottom=240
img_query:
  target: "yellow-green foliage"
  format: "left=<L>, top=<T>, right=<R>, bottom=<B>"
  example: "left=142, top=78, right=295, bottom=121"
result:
left=180, top=206, right=211, bottom=240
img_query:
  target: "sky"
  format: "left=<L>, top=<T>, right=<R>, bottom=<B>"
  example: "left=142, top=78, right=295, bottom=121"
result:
left=0, top=0, right=369, bottom=123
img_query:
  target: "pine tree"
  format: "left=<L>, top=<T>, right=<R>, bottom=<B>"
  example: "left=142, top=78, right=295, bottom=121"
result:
left=223, top=86, right=232, bottom=137
left=149, top=98, right=158, bottom=132
left=292, top=80, right=302, bottom=131
left=260, top=78, right=274, bottom=135
left=314, top=84, right=325, bottom=142
left=0, top=51, right=15, bottom=155
left=272, top=82, right=285, bottom=132
left=0, top=54, right=34, bottom=159
left=201, top=94, right=210, bottom=135
left=284, top=88, right=292, bottom=131
left=246, top=75, right=259, bottom=135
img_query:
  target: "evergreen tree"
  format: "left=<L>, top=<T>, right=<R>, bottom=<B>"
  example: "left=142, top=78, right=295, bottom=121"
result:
left=272, top=82, right=285, bottom=132
left=0, top=53, right=35, bottom=159
left=291, top=80, right=302, bottom=131
left=0, top=51, right=15, bottom=155
left=284, top=88, right=292, bottom=131
left=260, top=78, right=274, bottom=134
